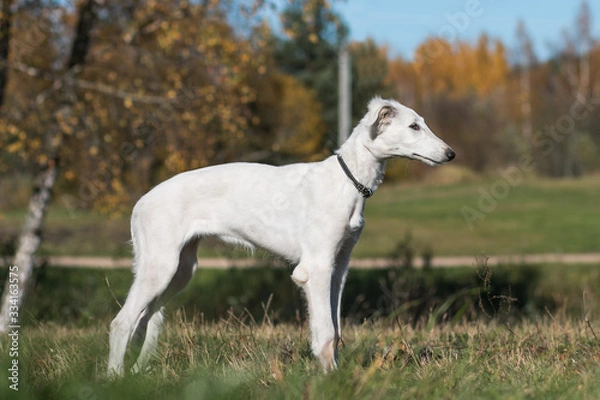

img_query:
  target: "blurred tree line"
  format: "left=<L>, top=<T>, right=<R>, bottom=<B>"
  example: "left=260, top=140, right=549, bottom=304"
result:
left=0, top=0, right=599, bottom=213
left=390, top=2, right=600, bottom=178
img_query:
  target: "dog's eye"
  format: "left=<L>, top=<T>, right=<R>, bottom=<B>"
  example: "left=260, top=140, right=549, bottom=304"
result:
left=409, top=123, right=420, bottom=131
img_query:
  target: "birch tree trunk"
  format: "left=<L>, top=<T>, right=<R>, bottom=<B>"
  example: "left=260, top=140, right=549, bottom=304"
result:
left=0, top=0, right=97, bottom=332
left=0, top=158, right=57, bottom=332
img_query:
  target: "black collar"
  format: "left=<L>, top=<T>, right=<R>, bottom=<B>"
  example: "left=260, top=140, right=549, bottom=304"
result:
left=336, top=154, right=374, bottom=198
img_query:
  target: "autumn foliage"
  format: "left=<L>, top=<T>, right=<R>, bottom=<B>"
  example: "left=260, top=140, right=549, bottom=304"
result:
left=0, top=0, right=599, bottom=213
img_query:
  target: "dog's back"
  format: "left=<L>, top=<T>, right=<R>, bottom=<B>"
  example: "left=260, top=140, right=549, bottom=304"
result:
left=131, top=161, right=318, bottom=265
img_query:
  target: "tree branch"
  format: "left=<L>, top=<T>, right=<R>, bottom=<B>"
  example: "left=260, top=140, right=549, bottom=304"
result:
left=0, top=59, right=171, bottom=105
left=73, top=78, right=170, bottom=104
left=0, top=0, right=13, bottom=107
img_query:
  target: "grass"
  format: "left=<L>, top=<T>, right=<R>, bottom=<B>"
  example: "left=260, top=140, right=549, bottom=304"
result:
left=357, top=174, right=600, bottom=257
left=1, top=175, right=599, bottom=258
left=0, top=258, right=599, bottom=398
left=7, top=262, right=600, bottom=328
left=1, top=313, right=599, bottom=399
left=0, top=208, right=132, bottom=258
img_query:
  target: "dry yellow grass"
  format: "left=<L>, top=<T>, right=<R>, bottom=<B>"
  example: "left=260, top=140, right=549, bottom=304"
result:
left=3, top=310, right=599, bottom=399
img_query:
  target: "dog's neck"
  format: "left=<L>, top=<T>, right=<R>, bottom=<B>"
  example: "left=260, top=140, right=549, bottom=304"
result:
left=336, top=130, right=386, bottom=194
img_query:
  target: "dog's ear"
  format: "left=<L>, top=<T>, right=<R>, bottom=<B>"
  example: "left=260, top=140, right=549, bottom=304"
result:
left=369, top=104, right=396, bottom=140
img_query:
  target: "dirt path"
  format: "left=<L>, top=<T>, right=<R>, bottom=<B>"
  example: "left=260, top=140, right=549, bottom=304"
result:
left=39, top=253, right=600, bottom=270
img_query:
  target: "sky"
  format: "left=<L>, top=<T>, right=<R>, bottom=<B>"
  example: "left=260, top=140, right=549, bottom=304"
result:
left=334, top=0, right=600, bottom=61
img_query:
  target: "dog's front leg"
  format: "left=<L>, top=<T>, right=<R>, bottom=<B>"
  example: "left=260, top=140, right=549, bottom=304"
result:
left=293, top=260, right=338, bottom=372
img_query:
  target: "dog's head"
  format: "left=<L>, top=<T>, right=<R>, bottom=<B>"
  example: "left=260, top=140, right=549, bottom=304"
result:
left=360, top=97, right=455, bottom=166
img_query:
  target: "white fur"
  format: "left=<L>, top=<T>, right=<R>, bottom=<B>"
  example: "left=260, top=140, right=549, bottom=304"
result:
left=107, top=97, right=455, bottom=377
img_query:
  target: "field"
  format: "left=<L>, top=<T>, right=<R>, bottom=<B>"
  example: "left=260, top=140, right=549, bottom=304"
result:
left=0, top=261, right=600, bottom=399
left=1, top=173, right=600, bottom=258
left=1, top=316, right=600, bottom=400
left=359, top=173, right=600, bottom=257
left=1, top=175, right=600, bottom=399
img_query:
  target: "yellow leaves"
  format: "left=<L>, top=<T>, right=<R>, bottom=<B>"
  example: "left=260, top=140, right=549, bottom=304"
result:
left=411, top=34, right=508, bottom=99
left=60, top=125, right=74, bottom=135
left=239, top=85, right=255, bottom=105
left=31, top=138, right=42, bottom=150
left=283, top=28, right=296, bottom=39
left=0, top=0, right=276, bottom=209
left=272, top=73, right=325, bottom=157
left=110, top=178, right=124, bottom=194
left=0, top=120, right=34, bottom=160
left=3, top=123, right=22, bottom=137
left=56, top=112, right=78, bottom=136
left=97, top=181, right=130, bottom=218
left=164, top=152, right=187, bottom=174
left=64, top=170, right=76, bottom=181
left=6, top=142, right=23, bottom=154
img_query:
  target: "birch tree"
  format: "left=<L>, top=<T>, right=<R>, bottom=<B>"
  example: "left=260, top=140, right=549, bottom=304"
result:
left=0, top=0, right=98, bottom=332
left=0, top=0, right=275, bottom=331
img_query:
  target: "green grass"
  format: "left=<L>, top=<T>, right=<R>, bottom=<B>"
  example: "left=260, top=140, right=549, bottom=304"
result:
left=0, top=261, right=599, bottom=399
left=357, top=175, right=600, bottom=257
left=1, top=314, right=599, bottom=399
left=7, top=263, right=600, bottom=328
left=0, top=208, right=132, bottom=257
left=0, top=175, right=599, bottom=258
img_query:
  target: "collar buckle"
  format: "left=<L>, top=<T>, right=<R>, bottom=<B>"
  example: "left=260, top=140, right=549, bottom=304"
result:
left=336, top=154, right=374, bottom=199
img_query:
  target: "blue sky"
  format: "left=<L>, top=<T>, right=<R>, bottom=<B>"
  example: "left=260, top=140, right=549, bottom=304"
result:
left=334, top=1, right=600, bottom=61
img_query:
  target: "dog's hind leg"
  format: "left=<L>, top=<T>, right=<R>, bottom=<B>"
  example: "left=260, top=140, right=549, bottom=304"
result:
left=130, top=238, right=200, bottom=373
left=129, top=305, right=165, bottom=374
left=107, top=242, right=183, bottom=377
left=108, top=276, right=167, bottom=377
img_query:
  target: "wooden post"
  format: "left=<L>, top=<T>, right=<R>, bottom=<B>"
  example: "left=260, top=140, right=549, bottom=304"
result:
left=338, top=44, right=351, bottom=146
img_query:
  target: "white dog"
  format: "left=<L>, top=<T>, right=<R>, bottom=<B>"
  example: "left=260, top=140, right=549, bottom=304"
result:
left=107, top=97, right=455, bottom=377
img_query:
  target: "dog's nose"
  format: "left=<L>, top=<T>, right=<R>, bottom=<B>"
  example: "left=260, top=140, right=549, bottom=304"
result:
left=445, top=148, right=456, bottom=161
